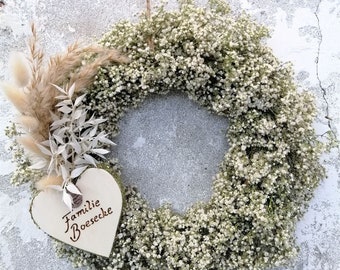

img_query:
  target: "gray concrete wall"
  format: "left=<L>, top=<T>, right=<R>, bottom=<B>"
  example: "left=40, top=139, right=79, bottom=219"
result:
left=0, top=0, right=339, bottom=269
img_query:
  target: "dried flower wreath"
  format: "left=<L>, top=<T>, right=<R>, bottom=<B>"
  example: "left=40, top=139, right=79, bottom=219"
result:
left=3, top=1, right=327, bottom=269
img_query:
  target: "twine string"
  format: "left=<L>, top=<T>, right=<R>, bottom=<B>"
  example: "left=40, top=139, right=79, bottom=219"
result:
left=146, top=0, right=154, bottom=51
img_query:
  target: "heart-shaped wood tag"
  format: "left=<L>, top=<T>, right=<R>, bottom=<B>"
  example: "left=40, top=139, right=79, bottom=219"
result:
left=31, top=168, right=122, bottom=257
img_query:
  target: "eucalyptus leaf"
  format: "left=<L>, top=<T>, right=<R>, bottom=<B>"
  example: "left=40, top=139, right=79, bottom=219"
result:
left=41, top=140, right=51, bottom=147
left=57, top=144, right=67, bottom=155
left=37, top=144, right=52, bottom=156
left=66, top=183, right=82, bottom=195
left=74, top=94, right=86, bottom=107
left=51, top=83, right=67, bottom=95
left=61, top=165, right=69, bottom=180
left=89, top=126, right=98, bottom=138
left=71, top=140, right=82, bottom=155
left=51, top=118, right=70, bottom=129
left=88, top=118, right=106, bottom=125
left=83, top=154, right=97, bottom=166
left=74, top=158, right=87, bottom=165
left=91, top=148, right=110, bottom=155
left=58, top=106, right=72, bottom=114
left=53, top=134, right=64, bottom=144
left=61, top=148, right=68, bottom=161
left=30, top=159, right=47, bottom=170
left=68, top=83, right=76, bottom=99
left=71, top=166, right=88, bottom=179
left=62, top=190, right=73, bottom=210
left=73, top=109, right=83, bottom=120
left=98, top=136, right=115, bottom=145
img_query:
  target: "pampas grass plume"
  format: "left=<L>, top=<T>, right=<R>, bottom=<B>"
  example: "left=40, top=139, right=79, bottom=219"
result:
left=17, top=116, right=40, bottom=132
left=9, top=52, right=31, bottom=87
left=35, top=175, right=63, bottom=190
left=17, top=135, right=44, bottom=157
left=0, top=82, right=27, bottom=112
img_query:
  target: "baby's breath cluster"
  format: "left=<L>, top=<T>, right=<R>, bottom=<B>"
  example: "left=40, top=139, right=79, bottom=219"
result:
left=55, top=1, right=324, bottom=269
left=5, top=123, right=43, bottom=186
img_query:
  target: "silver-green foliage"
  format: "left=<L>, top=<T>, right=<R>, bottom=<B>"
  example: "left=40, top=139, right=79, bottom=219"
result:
left=33, top=84, right=114, bottom=208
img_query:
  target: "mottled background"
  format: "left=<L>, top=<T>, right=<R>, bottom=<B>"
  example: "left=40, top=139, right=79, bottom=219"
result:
left=0, top=0, right=339, bottom=269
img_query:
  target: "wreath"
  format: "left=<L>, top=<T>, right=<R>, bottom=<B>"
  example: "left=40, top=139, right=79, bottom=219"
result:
left=3, top=1, right=326, bottom=269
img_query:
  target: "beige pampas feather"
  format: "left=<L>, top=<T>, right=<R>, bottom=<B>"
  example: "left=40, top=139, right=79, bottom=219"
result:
left=22, top=24, right=129, bottom=143
left=35, top=175, right=63, bottom=190
left=9, top=52, right=31, bottom=87
left=70, top=48, right=130, bottom=92
left=6, top=23, right=128, bottom=185
left=17, top=116, right=40, bottom=132
left=0, top=82, right=27, bottom=112
left=45, top=42, right=88, bottom=87
left=17, top=136, right=44, bottom=157
left=26, top=24, right=44, bottom=95
left=45, top=44, right=129, bottom=94
left=4, top=23, right=128, bottom=147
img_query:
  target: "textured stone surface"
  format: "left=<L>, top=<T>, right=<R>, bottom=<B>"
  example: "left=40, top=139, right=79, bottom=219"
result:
left=114, top=92, right=229, bottom=213
left=0, top=0, right=340, bottom=269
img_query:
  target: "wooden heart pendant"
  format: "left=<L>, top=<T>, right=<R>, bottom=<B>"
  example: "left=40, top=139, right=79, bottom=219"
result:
left=31, top=168, right=123, bottom=257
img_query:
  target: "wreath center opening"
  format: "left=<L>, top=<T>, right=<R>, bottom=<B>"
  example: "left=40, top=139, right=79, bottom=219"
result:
left=113, top=92, right=229, bottom=213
